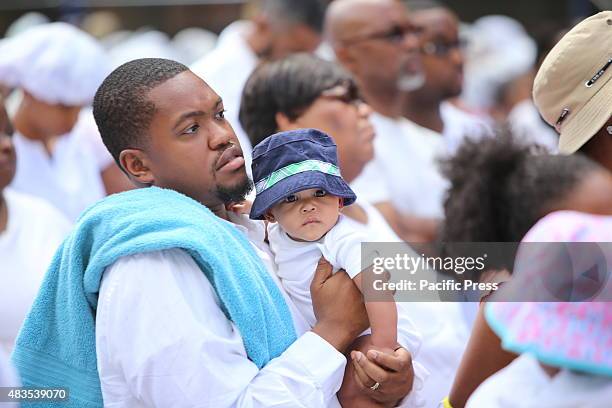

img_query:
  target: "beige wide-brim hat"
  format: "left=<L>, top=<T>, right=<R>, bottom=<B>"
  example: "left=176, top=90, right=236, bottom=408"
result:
left=533, top=11, right=612, bottom=154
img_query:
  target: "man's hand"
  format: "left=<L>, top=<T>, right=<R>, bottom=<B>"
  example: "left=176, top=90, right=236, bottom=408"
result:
left=311, top=257, right=369, bottom=352
left=338, top=335, right=414, bottom=407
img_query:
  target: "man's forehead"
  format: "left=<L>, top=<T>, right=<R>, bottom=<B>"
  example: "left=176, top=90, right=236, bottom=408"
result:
left=412, top=9, right=457, bottom=37
left=340, top=1, right=408, bottom=35
left=147, top=70, right=219, bottom=113
left=362, top=2, right=407, bottom=27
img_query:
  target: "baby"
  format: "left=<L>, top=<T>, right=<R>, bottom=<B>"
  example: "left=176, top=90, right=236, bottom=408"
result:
left=249, top=128, right=397, bottom=352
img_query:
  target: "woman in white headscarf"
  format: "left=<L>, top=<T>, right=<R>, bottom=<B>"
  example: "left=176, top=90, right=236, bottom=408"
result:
left=0, top=22, right=130, bottom=221
left=0, top=99, right=71, bottom=353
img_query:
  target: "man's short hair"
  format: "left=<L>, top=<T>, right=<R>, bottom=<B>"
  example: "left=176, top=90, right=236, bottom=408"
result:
left=93, top=58, right=189, bottom=166
left=239, top=53, right=356, bottom=147
left=262, top=0, right=327, bottom=33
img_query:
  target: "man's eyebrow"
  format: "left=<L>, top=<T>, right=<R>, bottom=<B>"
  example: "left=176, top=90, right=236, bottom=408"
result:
left=173, top=110, right=205, bottom=130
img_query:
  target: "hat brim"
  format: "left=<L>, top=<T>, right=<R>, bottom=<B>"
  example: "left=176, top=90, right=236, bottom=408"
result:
left=250, top=171, right=356, bottom=220
left=485, top=302, right=612, bottom=376
left=558, top=75, right=612, bottom=154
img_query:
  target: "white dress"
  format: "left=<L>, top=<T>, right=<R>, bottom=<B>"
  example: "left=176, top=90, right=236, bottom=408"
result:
left=0, top=189, right=72, bottom=353
left=10, top=109, right=112, bottom=221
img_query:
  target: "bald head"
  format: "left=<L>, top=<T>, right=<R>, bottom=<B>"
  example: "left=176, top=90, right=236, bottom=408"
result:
left=410, top=7, right=458, bottom=30
left=324, top=0, right=422, bottom=115
left=325, top=0, right=402, bottom=46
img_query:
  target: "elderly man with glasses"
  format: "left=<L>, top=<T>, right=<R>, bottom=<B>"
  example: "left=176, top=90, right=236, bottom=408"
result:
left=325, top=0, right=441, bottom=242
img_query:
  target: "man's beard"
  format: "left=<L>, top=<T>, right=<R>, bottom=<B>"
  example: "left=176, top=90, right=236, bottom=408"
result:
left=215, top=176, right=253, bottom=205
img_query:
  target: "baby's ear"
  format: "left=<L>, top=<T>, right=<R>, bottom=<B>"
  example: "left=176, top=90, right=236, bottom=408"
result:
left=264, top=211, right=276, bottom=223
left=338, top=198, right=344, bottom=210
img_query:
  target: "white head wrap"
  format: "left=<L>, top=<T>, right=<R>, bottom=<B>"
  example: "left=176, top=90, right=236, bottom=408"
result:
left=461, top=16, right=537, bottom=111
left=0, top=22, right=110, bottom=106
left=108, top=30, right=183, bottom=69
left=5, top=12, right=50, bottom=38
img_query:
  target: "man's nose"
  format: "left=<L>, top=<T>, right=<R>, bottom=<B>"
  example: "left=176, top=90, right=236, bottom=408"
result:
left=0, top=134, right=13, bottom=154
left=449, top=46, right=464, bottom=67
left=358, top=101, right=373, bottom=118
left=209, top=130, right=233, bottom=150
left=401, top=30, right=420, bottom=53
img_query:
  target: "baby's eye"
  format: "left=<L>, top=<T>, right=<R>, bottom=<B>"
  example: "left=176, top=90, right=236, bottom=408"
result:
left=284, top=194, right=298, bottom=203
left=314, top=190, right=327, bottom=197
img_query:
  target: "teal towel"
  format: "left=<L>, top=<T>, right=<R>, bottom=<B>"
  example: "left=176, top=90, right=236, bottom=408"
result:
left=11, top=187, right=297, bottom=407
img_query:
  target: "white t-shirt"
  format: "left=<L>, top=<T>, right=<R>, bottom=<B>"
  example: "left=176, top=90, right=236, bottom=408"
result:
left=349, top=198, right=403, bottom=242
left=350, top=113, right=449, bottom=219
left=96, top=212, right=427, bottom=407
left=191, top=21, right=257, bottom=173
left=10, top=109, right=112, bottom=221
left=0, top=189, right=72, bottom=353
left=440, top=101, right=493, bottom=155
left=268, top=215, right=367, bottom=327
left=467, top=353, right=612, bottom=408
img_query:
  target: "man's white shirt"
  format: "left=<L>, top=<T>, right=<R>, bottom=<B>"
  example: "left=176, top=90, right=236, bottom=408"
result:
left=96, top=212, right=427, bottom=407
left=96, top=213, right=345, bottom=407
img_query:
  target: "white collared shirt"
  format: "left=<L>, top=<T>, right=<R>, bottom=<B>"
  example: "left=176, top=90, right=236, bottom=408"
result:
left=96, top=212, right=346, bottom=407
left=95, top=210, right=437, bottom=407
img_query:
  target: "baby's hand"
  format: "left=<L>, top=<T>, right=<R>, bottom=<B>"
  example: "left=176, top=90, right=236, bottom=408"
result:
left=225, top=200, right=253, bottom=214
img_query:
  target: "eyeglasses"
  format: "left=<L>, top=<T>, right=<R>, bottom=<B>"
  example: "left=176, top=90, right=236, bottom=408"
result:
left=342, top=24, right=422, bottom=46
left=421, top=39, right=467, bottom=56
left=319, top=83, right=363, bottom=107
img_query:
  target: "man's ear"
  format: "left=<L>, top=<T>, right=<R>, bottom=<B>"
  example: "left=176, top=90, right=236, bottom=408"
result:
left=119, top=149, right=154, bottom=186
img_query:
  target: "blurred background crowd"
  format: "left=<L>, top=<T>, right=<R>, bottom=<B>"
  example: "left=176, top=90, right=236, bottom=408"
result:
left=1, top=0, right=611, bottom=407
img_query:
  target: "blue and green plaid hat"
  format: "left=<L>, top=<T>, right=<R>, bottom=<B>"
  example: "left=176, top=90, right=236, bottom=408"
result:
left=249, top=128, right=357, bottom=220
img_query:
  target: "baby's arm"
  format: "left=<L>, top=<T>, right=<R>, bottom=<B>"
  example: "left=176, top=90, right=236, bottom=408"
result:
left=323, top=220, right=398, bottom=351
left=354, top=273, right=398, bottom=351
